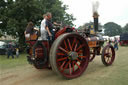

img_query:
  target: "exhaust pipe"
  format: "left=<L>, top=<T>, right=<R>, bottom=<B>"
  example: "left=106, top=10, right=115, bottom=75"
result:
left=93, top=12, right=99, bottom=32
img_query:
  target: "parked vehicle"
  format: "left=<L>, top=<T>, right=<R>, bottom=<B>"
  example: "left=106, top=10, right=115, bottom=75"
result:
left=0, top=41, right=19, bottom=55
left=120, top=33, right=128, bottom=46
left=0, top=41, right=7, bottom=55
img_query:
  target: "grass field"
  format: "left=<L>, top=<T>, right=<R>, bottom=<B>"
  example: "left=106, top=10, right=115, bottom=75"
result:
left=0, top=46, right=128, bottom=85
left=0, top=53, right=28, bottom=69
left=83, top=46, right=128, bottom=85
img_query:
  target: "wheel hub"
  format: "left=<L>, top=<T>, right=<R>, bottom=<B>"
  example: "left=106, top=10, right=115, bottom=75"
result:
left=68, top=51, right=78, bottom=60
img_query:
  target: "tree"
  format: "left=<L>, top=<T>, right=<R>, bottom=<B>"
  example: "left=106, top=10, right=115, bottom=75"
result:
left=123, top=23, right=128, bottom=33
left=0, top=0, right=75, bottom=49
left=104, top=22, right=122, bottom=36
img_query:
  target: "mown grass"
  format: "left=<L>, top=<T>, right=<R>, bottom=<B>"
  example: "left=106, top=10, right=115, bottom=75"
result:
left=79, top=46, right=128, bottom=85
left=0, top=53, right=28, bottom=70
left=0, top=45, right=128, bottom=85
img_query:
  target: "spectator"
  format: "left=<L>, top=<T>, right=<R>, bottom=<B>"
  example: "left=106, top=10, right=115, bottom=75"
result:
left=114, top=38, right=118, bottom=50
left=108, top=38, right=112, bottom=45
left=7, top=42, right=14, bottom=59
left=16, top=47, right=19, bottom=58
left=24, top=21, right=38, bottom=40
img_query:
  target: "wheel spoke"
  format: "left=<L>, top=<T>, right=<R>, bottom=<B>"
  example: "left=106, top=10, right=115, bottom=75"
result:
left=107, top=48, right=109, bottom=53
left=72, top=38, right=76, bottom=48
left=64, top=40, right=68, bottom=51
left=67, top=39, right=72, bottom=51
left=60, top=61, right=66, bottom=70
left=74, top=43, right=78, bottom=51
left=77, top=50, right=83, bottom=54
left=69, top=63, right=72, bottom=75
left=59, top=47, right=68, bottom=54
left=76, top=44, right=85, bottom=51
left=107, top=57, right=110, bottom=63
left=57, top=53, right=65, bottom=56
left=105, top=56, right=108, bottom=61
left=75, top=63, right=81, bottom=71
left=62, top=60, right=71, bottom=72
left=109, top=48, right=112, bottom=53
left=72, top=61, right=75, bottom=72
left=79, top=56, right=86, bottom=58
left=57, top=57, right=68, bottom=62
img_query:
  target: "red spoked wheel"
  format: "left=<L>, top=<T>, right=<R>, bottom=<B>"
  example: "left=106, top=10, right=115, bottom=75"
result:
left=49, top=33, right=90, bottom=79
left=89, top=48, right=96, bottom=62
left=101, top=44, right=115, bottom=66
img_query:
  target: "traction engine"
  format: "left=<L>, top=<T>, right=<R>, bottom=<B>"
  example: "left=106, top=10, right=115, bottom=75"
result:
left=25, top=12, right=115, bottom=79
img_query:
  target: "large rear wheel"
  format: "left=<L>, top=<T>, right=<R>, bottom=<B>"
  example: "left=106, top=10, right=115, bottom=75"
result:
left=49, top=33, right=90, bottom=79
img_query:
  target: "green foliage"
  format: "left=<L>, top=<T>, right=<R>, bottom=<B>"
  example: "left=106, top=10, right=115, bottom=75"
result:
left=104, top=22, right=123, bottom=36
left=0, top=0, right=75, bottom=48
left=123, top=23, right=128, bottom=33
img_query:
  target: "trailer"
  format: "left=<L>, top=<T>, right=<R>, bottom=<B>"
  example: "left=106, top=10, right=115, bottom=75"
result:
left=120, top=33, right=128, bottom=46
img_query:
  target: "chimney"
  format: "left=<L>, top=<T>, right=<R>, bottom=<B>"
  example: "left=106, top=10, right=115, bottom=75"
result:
left=93, top=12, right=99, bottom=32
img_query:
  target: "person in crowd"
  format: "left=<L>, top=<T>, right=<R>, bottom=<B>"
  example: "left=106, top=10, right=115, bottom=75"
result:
left=16, top=47, right=19, bottom=58
left=24, top=21, right=39, bottom=40
left=114, top=38, right=118, bottom=50
left=108, top=38, right=112, bottom=45
left=7, top=42, right=14, bottom=59
left=25, top=22, right=35, bottom=35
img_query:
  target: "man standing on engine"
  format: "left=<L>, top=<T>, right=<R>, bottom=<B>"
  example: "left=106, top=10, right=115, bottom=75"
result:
left=45, top=12, right=55, bottom=41
left=39, top=14, right=51, bottom=40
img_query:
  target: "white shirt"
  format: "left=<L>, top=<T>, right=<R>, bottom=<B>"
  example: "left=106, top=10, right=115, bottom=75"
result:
left=38, top=18, right=47, bottom=40
left=40, top=18, right=46, bottom=31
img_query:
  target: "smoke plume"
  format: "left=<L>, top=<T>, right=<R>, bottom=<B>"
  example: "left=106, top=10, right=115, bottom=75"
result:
left=92, top=0, right=99, bottom=14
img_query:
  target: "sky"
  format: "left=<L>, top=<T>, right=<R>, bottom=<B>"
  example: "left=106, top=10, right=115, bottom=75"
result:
left=61, top=0, right=128, bottom=28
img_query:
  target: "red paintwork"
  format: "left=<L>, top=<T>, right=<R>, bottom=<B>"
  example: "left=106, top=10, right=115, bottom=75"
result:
left=26, top=40, right=49, bottom=57
left=119, top=40, right=128, bottom=45
left=26, top=40, right=36, bottom=47
left=42, top=40, right=50, bottom=58
left=55, top=26, right=74, bottom=39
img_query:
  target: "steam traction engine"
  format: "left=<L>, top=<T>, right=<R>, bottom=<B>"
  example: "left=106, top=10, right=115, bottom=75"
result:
left=25, top=13, right=115, bottom=79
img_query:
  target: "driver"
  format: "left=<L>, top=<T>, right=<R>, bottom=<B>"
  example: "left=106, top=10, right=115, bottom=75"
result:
left=45, top=12, right=55, bottom=41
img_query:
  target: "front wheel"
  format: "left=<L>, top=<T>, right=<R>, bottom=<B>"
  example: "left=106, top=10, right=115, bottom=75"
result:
left=49, top=33, right=90, bottom=79
left=89, top=48, right=96, bottom=62
left=101, top=44, right=115, bottom=66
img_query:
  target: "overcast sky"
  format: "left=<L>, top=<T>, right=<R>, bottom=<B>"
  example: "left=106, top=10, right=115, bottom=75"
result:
left=61, top=0, right=128, bottom=27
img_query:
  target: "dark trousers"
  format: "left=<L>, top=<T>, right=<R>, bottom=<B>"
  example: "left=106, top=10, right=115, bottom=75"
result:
left=114, top=44, right=118, bottom=50
left=47, top=30, right=55, bottom=41
left=7, top=51, right=14, bottom=59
